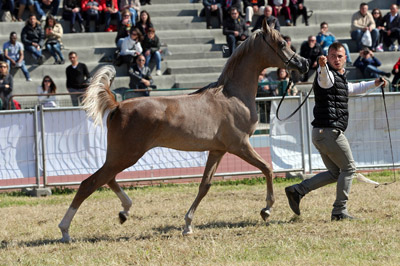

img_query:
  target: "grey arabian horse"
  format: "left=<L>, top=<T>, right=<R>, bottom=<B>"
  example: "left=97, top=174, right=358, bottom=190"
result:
left=58, top=19, right=309, bottom=242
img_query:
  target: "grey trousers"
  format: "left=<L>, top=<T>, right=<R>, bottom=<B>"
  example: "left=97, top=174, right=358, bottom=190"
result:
left=294, top=128, right=356, bottom=215
left=67, top=87, right=85, bottom=107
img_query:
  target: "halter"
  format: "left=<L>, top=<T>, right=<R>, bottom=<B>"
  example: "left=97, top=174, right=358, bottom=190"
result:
left=262, top=33, right=296, bottom=68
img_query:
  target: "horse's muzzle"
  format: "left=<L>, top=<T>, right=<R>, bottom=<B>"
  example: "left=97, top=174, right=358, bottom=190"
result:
left=289, top=55, right=309, bottom=74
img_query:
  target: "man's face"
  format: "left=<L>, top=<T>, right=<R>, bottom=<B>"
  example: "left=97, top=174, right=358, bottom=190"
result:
left=230, top=9, right=239, bottom=19
left=308, top=37, right=316, bottom=48
left=43, top=0, right=53, bottom=5
left=69, top=53, right=78, bottom=64
left=360, top=5, right=368, bottom=16
left=390, top=4, right=398, bottom=15
left=136, top=56, right=145, bottom=67
left=328, top=47, right=346, bottom=71
left=29, top=15, right=37, bottom=26
left=265, top=7, right=272, bottom=17
left=0, top=63, right=7, bottom=75
left=10, top=34, right=17, bottom=44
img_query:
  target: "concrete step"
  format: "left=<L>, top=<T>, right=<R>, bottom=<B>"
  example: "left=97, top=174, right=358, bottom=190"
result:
left=174, top=73, right=220, bottom=88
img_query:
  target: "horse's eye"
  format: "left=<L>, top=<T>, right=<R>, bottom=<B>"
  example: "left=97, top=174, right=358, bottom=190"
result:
left=280, top=41, right=286, bottom=48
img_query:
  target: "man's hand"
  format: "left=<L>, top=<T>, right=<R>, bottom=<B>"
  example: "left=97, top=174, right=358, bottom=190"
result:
left=142, top=79, right=150, bottom=87
left=318, top=55, right=327, bottom=67
left=375, top=77, right=387, bottom=88
left=234, top=31, right=239, bottom=36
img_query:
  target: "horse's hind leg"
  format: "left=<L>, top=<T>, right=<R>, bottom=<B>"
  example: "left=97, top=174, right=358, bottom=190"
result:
left=107, top=178, right=132, bottom=224
left=183, top=150, right=225, bottom=236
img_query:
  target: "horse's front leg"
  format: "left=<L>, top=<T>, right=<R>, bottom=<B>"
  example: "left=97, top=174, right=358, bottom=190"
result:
left=108, top=178, right=132, bottom=224
left=183, top=150, right=225, bottom=236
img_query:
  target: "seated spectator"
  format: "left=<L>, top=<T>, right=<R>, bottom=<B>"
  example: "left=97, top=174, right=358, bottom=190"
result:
left=82, top=0, right=103, bottom=32
left=140, top=0, right=150, bottom=5
left=62, top=0, right=86, bottom=33
left=0, top=0, right=16, bottom=21
left=17, top=0, right=35, bottom=22
left=137, top=10, right=153, bottom=36
left=37, top=75, right=58, bottom=107
left=243, top=0, right=265, bottom=26
left=276, top=67, right=297, bottom=96
left=350, top=2, right=379, bottom=52
left=118, top=0, right=140, bottom=25
left=120, top=27, right=143, bottom=68
left=391, top=56, right=400, bottom=91
left=115, top=9, right=133, bottom=49
left=34, top=0, right=60, bottom=21
left=142, top=27, right=162, bottom=76
left=283, top=35, right=295, bottom=52
left=221, top=0, right=241, bottom=19
left=299, top=35, right=322, bottom=81
left=66, top=51, right=91, bottom=106
left=0, top=61, right=13, bottom=110
left=3, top=32, right=31, bottom=81
left=316, top=22, right=352, bottom=66
left=382, top=4, right=400, bottom=51
left=289, top=0, right=308, bottom=26
left=223, top=7, right=249, bottom=57
left=268, top=0, right=291, bottom=26
left=252, top=5, right=280, bottom=32
left=103, top=0, right=121, bottom=31
left=372, top=8, right=384, bottom=52
left=44, top=15, right=65, bottom=64
left=257, top=68, right=276, bottom=123
left=353, top=48, right=391, bottom=79
left=21, top=14, right=44, bottom=65
left=203, top=0, right=223, bottom=29
left=128, top=54, right=154, bottom=97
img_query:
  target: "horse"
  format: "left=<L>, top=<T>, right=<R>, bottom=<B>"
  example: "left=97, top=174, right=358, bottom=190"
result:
left=58, top=19, right=309, bottom=242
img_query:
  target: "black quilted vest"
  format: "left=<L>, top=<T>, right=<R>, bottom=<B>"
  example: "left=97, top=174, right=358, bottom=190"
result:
left=311, top=65, right=349, bottom=131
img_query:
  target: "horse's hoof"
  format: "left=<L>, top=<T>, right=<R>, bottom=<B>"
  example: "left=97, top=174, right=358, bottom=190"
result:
left=182, top=227, right=193, bottom=236
left=260, top=208, right=271, bottom=221
left=119, top=211, right=128, bottom=224
left=60, top=235, right=71, bottom=243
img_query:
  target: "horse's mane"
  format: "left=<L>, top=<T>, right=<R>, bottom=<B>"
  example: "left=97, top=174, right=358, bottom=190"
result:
left=189, top=81, right=223, bottom=95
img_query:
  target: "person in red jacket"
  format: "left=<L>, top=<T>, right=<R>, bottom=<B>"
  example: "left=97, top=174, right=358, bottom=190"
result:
left=391, top=56, right=400, bottom=91
left=81, top=0, right=103, bottom=32
left=102, top=0, right=121, bottom=31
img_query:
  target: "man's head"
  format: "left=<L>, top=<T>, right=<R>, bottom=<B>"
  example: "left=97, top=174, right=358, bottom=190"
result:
left=68, top=51, right=78, bottom=65
left=28, top=13, right=37, bottom=26
left=390, top=4, right=398, bottom=16
left=264, top=5, right=272, bottom=17
left=320, top=22, right=328, bottom=32
left=136, top=54, right=146, bottom=68
left=9, top=32, right=17, bottom=44
left=308, top=35, right=317, bottom=48
left=0, top=61, right=9, bottom=75
left=359, top=2, right=368, bottom=16
left=230, top=7, right=239, bottom=19
left=327, top=42, right=347, bottom=71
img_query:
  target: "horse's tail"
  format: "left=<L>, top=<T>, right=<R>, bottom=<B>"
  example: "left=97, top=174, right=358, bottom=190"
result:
left=82, top=65, right=118, bottom=127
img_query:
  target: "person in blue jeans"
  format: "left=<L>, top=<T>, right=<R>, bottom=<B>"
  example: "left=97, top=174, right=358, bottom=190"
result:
left=17, top=0, right=35, bottom=21
left=44, top=15, right=65, bottom=64
left=142, top=27, right=162, bottom=76
left=3, top=32, right=31, bottom=81
left=353, top=48, right=391, bottom=79
left=21, top=14, right=45, bottom=65
left=34, top=0, right=60, bottom=21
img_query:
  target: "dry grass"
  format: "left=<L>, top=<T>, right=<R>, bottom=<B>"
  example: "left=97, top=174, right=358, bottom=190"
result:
left=1, top=175, right=400, bottom=265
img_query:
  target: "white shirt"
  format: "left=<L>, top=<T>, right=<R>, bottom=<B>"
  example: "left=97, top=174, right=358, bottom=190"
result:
left=120, top=36, right=143, bottom=56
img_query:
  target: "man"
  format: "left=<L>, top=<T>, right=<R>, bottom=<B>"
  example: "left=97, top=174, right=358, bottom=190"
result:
left=350, top=2, right=379, bottom=52
left=252, top=5, right=280, bottom=32
left=299, top=35, right=322, bottom=81
left=3, top=32, right=32, bottom=82
left=21, top=14, right=45, bottom=65
left=243, top=0, right=265, bottom=26
left=382, top=4, right=400, bottom=51
left=203, top=0, right=223, bottom=29
left=128, top=54, right=154, bottom=97
left=223, top=7, right=249, bottom=57
left=66, top=51, right=90, bottom=106
left=353, top=47, right=391, bottom=78
left=285, top=42, right=388, bottom=221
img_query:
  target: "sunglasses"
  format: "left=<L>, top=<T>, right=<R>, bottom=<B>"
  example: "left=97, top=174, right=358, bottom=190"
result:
left=138, top=59, right=145, bottom=62
left=0, top=65, right=7, bottom=68
left=44, top=80, right=51, bottom=82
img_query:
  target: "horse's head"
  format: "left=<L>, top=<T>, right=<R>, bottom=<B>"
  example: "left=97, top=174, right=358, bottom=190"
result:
left=261, top=19, right=309, bottom=74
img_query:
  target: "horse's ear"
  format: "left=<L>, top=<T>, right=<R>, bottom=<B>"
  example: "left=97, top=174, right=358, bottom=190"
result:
left=262, top=18, right=273, bottom=34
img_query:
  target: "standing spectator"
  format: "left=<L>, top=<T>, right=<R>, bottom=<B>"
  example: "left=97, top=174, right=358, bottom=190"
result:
left=372, top=8, right=385, bottom=52
left=21, top=14, right=44, bottom=65
left=34, top=0, right=60, bottom=21
left=120, top=27, right=143, bottom=68
left=243, top=0, right=265, bottom=26
left=17, top=0, right=36, bottom=21
left=66, top=51, right=91, bottom=106
left=115, top=8, right=133, bottom=49
left=382, top=4, right=400, bottom=51
left=391, top=56, right=400, bottom=91
left=103, top=0, right=121, bottom=31
left=289, top=0, right=308, bottom=26
left=141, top=27, right=162, bottom=76
left=62, top=0, right=86, bottom=33
left=82, top=0, right=103, bottom=32
left=203, top=0, right=223, bottom=29
left=268, top=0, right=291, bottom=26
left=353, top=48, right=391, bottom=79
left=136, top=10, right=153, bottom=36
left=0, top=62, right=13, bottom=110
left=223, top=7, right=249, bottom=57
left=350, top=2, right=379, bottom=52
left=3, top=32, right=31, bottom=81
left=128, top=54, right=154, bottom=97
left=118, top=0, right=140, bottom=25
left=221, top=0, right=241, bottom=19
left=252, top=5, right=280, bottom=32
left=37, top=75, right=58, bottom=107
left=299, top=35, right=322, bottom=81
left=44, top=15, right=65, bottom=64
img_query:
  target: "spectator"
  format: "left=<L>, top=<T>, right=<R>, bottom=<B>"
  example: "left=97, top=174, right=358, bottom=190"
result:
left=137, top=10, right=153, bottom=36
left=21, top=14, right=44, bottom=65
left=316, top=22, right=352, bottom=66
left=82, top=0, right=103, bottom=32
left=142, top=27, right=162, bottom=76
left=382, top=4, right=400, bottom=51
left=34, top=0, right=60, bottom=21
left=268, top=0, right=291, bottom=26
left=243, top=0, right=265, bottom=26
left=62, top=0, right=86, bottom=33
left=299, top=35, right=322, bottom=81
left=221, top=0, right=241, bottom=19
left=353, top=48, right=391, bottom=79
left=252, top=5, right=280, bottom=32
left=120, top=27, right=143, bottom=68
left=17, top=0, right=36, bottom=21
left=103, top=0, right=121, bottom=31
left=118, top=0, right=140, bottom=25
left=115, top=8, right=133, bottom=49
left=257, top=68, right=276, bottom=123
left=372, top=8, right=385, bottom=52
left=391, top=56, right=400, bottom=91
left=44, top=15, right=65, bottom=64
left=0, top=0, right=16, bottom=21
left=37, top=75, right=58, bottom=107
left=203, top=0, right=223, bottom=29
left=0, top=62, right=13, bottom=110
left=66, top=51, right=91, bottom=106
left=223, top=7, right=249, bottom=57
left=3, top=32, right=31, bottom=82
left=283, top=35, right=295, bottom=52
left=350, top=2, right=379, bottom=52
left=289, top=0, right=308, bottom=26
left=276, top=67, right=297, bottom=96
left=128, top=54, right=154, bottom=97
left=140, top=0, right=150, bottom=5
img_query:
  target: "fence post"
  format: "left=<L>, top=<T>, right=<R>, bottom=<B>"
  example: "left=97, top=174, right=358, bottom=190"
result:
left=305, top=95, right=313, bottom=173
left=39, top=104, right=48, bottom=187
left=299, top=93, right=306, bottom=174
left=34, top=105, right=41, bottom=188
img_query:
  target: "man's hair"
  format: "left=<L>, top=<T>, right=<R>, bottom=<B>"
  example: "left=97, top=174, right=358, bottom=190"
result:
left=320, top=21, right=328, bottom=28
left=69, top=51, right=77, bottom=57
left=283, top=35, right=291, bottom=42
left=360, top=2, right=368, bottom=8
left=328, top=42, right=345, bottom=53
left=229, top=7, right=239, bottom=13
left=10, top=32, right=17, bottom=38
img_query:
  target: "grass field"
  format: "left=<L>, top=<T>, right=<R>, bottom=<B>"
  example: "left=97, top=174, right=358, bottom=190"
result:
left=1, top=173, right=400, bottom=265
